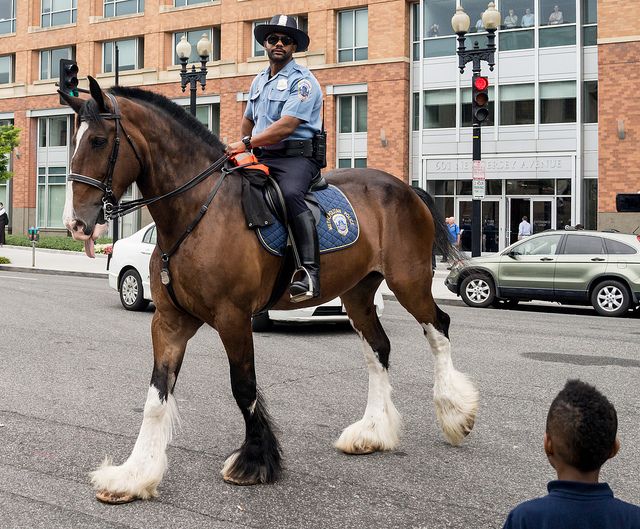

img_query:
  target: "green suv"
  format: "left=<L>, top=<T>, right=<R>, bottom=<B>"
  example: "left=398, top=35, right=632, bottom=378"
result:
left=445, top=230, right=640, bottom=317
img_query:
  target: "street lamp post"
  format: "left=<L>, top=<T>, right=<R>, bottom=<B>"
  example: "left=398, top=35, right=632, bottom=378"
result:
left=451, top=2, right=500, bottom=257
left=176, top=34, right=211, bottom=116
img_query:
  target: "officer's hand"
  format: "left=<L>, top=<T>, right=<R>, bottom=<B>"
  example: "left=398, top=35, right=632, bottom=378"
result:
left=225, top=141, right=247, bottom=156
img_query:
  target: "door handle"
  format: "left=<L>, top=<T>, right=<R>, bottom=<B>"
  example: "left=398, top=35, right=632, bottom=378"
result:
left=540, top=257, right=554, bottom=262
left=141, top=250, right=152, bottom=255
left=591, top=257, right=605, bottom=262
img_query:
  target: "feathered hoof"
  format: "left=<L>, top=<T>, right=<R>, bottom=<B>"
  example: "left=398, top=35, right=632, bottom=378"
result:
left=221, top=447, right=281, bottom=486
left=95, top=490, right=139, bottom=505
left=334, top=415, right=401, bottom=455
left=434, top=371, right=479, bottom=446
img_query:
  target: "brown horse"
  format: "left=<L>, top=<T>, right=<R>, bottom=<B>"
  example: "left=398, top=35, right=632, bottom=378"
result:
left=61, top=78, right=478, bottom=504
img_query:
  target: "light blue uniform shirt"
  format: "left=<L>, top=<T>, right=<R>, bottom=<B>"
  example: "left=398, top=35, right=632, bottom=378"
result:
left=244, top=59, right=322, bottom=142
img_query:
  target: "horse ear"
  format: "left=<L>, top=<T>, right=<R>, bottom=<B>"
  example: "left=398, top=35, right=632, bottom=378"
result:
left=58, top=90, right=84, bottom=114
left=88, top=76, right=107, bottom=113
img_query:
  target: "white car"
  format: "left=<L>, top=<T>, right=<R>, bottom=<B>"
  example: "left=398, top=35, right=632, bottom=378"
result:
left=108, top=223, right=384, bottom=329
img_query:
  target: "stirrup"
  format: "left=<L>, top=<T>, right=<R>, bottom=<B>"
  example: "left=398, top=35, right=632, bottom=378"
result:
left=289, top=267, right=314, bottom=303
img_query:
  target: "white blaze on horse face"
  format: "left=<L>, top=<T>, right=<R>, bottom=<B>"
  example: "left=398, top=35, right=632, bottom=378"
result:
left=334, top=324, right=401, bottom=454
left=422, top=323, right=479, bottom=446
left=62, top=122, right=89, bottom=229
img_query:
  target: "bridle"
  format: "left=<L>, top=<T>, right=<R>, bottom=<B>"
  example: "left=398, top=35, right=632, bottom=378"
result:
left=67, top=92, right=145, bottom=220
left=67, top=92, right=229, bottom=221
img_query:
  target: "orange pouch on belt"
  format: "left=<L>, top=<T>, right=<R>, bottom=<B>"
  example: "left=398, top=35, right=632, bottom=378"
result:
left=229, top=152, right=270, bottom=175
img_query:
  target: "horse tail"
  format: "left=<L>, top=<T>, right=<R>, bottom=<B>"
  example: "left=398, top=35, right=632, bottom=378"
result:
left=411, top=186, right=463, bottom=262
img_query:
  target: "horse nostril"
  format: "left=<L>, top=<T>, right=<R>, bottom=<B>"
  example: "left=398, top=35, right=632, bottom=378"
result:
left=74, top=220, right=85, bottom=232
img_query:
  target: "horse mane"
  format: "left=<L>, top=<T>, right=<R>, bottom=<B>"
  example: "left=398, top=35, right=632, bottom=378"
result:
left=91, top=85, right=226, bottom=158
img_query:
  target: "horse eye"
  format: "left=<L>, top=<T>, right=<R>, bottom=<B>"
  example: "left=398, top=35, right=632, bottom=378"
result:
left=91, top=137, right=108, bottom=148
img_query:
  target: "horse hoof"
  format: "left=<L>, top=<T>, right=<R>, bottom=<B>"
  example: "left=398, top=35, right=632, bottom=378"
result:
left=95, top=490, right=138, bottom=505
left=223, top=474, right=260, bottom=486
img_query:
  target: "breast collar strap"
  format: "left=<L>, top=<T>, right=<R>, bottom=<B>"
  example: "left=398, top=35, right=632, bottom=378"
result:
left=67, top=92, right=145, bottom=217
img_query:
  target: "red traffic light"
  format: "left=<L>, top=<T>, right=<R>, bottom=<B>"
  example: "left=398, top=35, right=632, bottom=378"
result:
left=474, top=76, right=489, bottom=91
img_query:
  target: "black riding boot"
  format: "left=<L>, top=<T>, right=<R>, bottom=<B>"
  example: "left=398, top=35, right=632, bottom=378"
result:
left=290, top=209, right=321, bottom=302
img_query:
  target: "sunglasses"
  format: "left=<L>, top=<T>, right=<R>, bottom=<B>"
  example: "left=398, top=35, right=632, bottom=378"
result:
left=266, top=34, right=295, bottom=46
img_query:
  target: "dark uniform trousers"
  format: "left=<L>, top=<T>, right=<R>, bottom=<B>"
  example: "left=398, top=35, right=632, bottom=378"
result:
left=258, top=152, right=321, bottom=221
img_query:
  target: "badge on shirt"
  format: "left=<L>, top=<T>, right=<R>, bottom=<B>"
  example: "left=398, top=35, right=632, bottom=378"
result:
left=298, top=79, right=312, bottom=101
left=277, top=79, right=288, bottom=91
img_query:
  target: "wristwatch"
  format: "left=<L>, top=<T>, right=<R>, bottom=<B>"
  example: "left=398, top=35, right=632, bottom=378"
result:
left=241, top=135, right=252, bottom=150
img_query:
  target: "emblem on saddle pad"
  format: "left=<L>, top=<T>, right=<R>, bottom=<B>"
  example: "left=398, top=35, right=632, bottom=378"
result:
left=326, top=208, right=354, bottom=237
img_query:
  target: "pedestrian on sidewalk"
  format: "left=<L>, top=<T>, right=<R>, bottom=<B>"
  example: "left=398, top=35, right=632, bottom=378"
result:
left=441, top=217, right=460, bottom=267
left=0, top=202, right=8, bottom=246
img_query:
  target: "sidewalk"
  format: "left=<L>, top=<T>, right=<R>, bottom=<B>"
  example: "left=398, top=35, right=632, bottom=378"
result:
left=0, top=244, right=460, bottom=303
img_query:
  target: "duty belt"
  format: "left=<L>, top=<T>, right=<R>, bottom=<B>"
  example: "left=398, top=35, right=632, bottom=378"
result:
left=255, top=139, right=314, bottom=158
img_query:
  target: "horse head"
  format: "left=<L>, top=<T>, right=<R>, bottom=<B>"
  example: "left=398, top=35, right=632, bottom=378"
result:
left=60, top=76, right=145, bottom=257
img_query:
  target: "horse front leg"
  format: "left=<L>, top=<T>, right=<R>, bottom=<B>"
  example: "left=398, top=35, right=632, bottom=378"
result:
left=218, top=307, right=282, bottom=485
left=90, top=308, right=202, bottom=504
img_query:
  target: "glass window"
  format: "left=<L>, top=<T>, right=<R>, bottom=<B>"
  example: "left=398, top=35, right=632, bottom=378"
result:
left=0, top=0, right=16, bottom=34
left=556, top=196, right=571, bottom=229
left=461, top=86, right=495, bottom=126
left=500, top=0, right=535, bottom=29
left=104, top=0, right=143, bottom=17
left=142, top=225, right=156, bottom=244
left=500, top=84, right=534, bottom=125
left=103, top=38, right=143, bottom=72
left=427, top=180, right=455, bottom=195
left=540, top=81, right=576, bottom=124
left=540, top=0, right=575, bottom=25
left=583, top=178, right=597, bottom=230
left=412, top=92, right=420, bottom=131
left=40, top=47, right=73, bottom=80
left=0, top=54, right=13, bottom=84
left=424, top=37, right=456, bottom=58
left=563, top=234, right=604, bottom=254
left=41, top=0, right=77, bottom=28
left=338, top=95, right=367, bottom=133
left=604, top=239, right=636, bottom=255
left=582, top=0, right=597, bottom=45
left=539, top=24, right=576, bottom=46
left=37, top=116, right=70, bottom=228
left=175, top=0, right=211, bottom=5
left=338, top=158, right=367, bottom=168
left=411, top=3, right=420, bottom=60
left=506, top=179, right=554, bottom=195
left=173, top=28, right=220, bottom=63
left=338, top=8, right=368, bottom=62
left=423, top=0, right=455, bottom=57
left=556, top=179, right=571, bottom=195
left=513, top=234, right=562, bottom=255
left=499, top=29, right=534, bottom=51
left=424, top=89, right=456, bottom=129
left=583, top=81, right=597, bottom=123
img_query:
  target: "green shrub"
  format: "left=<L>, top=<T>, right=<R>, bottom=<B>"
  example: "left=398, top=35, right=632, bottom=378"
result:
left=5, top=234, right=112, bottom=252
left=0, top=256, right=10, bottom=264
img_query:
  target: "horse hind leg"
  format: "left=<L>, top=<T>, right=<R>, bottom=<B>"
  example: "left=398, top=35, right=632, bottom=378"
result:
left=90, top=309, right=202, bottom=503
left=335, top=274, right=402, bottom=454
left=388, top=274, right=479, bottom=446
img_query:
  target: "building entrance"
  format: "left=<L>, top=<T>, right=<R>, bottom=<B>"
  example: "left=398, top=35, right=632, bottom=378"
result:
left=456, top=198, right=501, bottom=253
left=508, top=198, right=555, bottom=245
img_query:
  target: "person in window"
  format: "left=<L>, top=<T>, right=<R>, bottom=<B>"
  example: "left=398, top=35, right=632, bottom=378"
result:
left=503, top=9, right=518, bottom=28
left=428, top=23, right=440, bottom=37
left=475, top=19, right=484, bottom=32
left=548, top=5, right=564, bottom=25
left=521, top=8, right=535, bottom=27
left=225, top=15, right=323, bottom=302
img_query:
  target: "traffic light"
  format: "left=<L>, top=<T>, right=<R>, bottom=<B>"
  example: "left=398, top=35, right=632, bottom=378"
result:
left=59, top=58, right=79, bottom=104
left=472, top=75, right=490, bottom=125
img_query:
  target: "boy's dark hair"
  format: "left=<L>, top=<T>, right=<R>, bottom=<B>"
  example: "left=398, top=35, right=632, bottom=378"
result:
left=546, top=379, right=617, bottom=472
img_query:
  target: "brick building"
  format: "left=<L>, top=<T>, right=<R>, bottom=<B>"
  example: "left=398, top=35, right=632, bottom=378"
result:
left=0, top=0, right=411, bottom=237
left=0, top=0, right=637, bottom=241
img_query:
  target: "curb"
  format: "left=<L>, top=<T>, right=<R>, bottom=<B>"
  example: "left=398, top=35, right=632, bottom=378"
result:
left=0, top=265, right=108, bottom=279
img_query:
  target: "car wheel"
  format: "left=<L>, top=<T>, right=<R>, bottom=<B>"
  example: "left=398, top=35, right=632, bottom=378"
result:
left=252, top=312, right=273, bottom=332
left=591, top=280, right=630, bottom=317
left=460, top=274, right=496, bottom=308
left=491, top=298, right=519, bottom=309
left=120, top=269, right=149, bottom=311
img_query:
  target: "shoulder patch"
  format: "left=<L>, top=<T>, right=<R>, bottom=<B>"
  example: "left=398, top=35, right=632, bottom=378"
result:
left=298, top=79, right=312, bottom=101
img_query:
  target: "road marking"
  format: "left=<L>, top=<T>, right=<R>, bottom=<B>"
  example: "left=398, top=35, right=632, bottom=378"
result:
left=0, top=275, right=38, bottom=281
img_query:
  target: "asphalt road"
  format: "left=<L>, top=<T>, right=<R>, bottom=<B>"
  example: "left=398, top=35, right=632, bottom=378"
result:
left=1, top=271, right=638, bottom=529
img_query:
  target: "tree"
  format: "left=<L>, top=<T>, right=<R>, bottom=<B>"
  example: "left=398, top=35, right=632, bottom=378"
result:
left=0, top=124, right=21, bottom=182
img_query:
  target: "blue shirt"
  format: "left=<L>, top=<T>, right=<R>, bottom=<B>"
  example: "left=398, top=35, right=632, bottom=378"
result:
left=503, top=481, right=640, bottom=529
left=244, top=59, right=322, bottom=142
left=447, top=223, right=460, bottom=243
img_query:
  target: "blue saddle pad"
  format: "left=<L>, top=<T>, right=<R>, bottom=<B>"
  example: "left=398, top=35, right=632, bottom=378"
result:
left=256, top=185, right=359, bottom=257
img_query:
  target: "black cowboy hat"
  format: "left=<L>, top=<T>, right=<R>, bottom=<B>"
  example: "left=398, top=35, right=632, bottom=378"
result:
left=254, top=14, right=309, bottom=53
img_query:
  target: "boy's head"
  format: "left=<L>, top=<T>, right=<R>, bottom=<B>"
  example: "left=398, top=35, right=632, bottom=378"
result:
left=545, top=379, right=618, bottom=473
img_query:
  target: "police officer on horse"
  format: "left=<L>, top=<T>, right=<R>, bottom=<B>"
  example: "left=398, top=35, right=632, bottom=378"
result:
left=225, top=15, right=323, bottom=302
